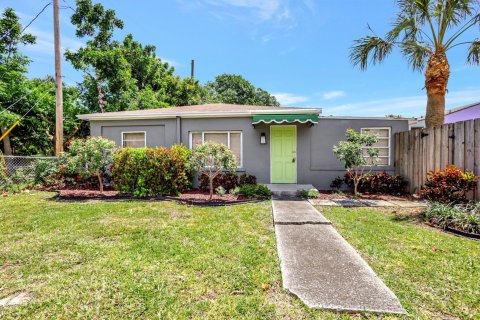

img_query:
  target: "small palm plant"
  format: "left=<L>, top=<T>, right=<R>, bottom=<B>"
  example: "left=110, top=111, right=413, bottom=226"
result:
left=350, top=0, right=480, bottom=127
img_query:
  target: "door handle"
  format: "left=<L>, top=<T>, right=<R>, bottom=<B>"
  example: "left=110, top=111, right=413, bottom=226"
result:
left=292, top=158, right=295, bottom=163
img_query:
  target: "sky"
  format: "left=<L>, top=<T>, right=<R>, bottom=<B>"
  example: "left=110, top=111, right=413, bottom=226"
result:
left=2, top=0, right=480, bottom=117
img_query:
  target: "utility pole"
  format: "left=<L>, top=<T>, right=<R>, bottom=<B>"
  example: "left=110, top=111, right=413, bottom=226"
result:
left=191, top=59, right=195, bottom=79
left=53, top=0, right=63, bottom=156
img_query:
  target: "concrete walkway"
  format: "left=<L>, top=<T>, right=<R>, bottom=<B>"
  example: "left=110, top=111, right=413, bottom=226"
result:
left=272, top=199, right=406, bottom=314
left=309, top=198, right=427, bottom=208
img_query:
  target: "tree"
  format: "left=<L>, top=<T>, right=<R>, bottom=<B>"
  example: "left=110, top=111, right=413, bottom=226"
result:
left=66, top=0, right=203, bottom=112
left=9, top=77, right=89, bottom=155
left=63, top=137, right=116, bottom=192
left=0, top=8, right=35, bottom=155
left=190, top=142, right=237, bottom=199
left=350, top=0, right=480, bottom=127
left=333, top=129, right=380, bottom=197
left=204, top=74, right=279, bottom=106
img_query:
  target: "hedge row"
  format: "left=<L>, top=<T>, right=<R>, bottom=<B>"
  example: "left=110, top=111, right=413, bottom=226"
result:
left=111, top=145, right=192, bottom=197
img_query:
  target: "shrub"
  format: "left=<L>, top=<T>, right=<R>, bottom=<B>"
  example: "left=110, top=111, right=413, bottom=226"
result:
left=190, top=142, right=237, bottom=199
left=423, top=202, right=480, bottom=235
left=420, top=165, right=478, bottom=204
left=199, top=172, right=221, bottom=191
left=330, top=176, right=344, bottom=190
left=62, top=137, right=116, bottom=192
left=215, top=186, right=226, bottom=196
left=239, top=173, right=257, bottom=185
left=344, top=171, right=407, bottom=194
left=298, top=188, right=319, bottom=199
left=32, top=158, right=59, bottom=185
left=239, top=184, right=271, bottom=198
left=230, top=186, right=240, bottom=195
left=199, top=172, right=257, bottom=192
left=112, top=145, right=192, bottom=197
left=221, top=172, right=239, bottom=191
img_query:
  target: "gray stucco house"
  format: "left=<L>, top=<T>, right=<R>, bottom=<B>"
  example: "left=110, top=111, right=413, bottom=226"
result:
left=78, top=103, right=409, bottom=189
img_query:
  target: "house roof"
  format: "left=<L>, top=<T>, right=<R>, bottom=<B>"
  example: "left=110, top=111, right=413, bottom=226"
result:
left=415, top=101, right=480, bottom=121
left=77, top=103, right=322, bottom=121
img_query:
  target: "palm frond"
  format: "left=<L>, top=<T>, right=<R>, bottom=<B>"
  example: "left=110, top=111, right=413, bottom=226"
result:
left=400, top=41, right=431, bottom=71
left=387, top=14, right=423, bottom=42
left=350, top=36, right=394, bottom=70
left=467, top=39, right=480, bottom=65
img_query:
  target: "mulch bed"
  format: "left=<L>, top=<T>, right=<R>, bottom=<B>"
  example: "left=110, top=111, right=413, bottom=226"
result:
left=55, top=189, right=263, bottom=206
left=316, top=190, right=416, bottom=201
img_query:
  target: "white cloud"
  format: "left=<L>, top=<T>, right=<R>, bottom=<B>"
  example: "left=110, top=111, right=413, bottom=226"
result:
left=322, top=90, right=345, bottom=100
left=321, top=88, right=480, bottom=117
left=273, top=92, right=309, bottom=105
left=203, top=0, right=282, bottom=21
left=177, top=0, right=314, bottom=36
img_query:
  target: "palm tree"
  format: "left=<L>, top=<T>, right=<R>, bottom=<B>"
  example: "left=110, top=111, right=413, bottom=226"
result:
left=350, top=0, right=479, bottom=127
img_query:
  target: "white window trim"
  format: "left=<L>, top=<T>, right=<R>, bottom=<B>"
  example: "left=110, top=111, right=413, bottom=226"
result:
left=121, top=131, right=147, bottom=148
left=189, top=131, right=243, bottom=168
left=361, top=127, right=391, bottom=166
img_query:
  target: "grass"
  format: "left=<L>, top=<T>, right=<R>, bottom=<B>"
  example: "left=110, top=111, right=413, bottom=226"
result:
left=1, top=192, right=478, bottom=319
left=0, top=192, right=338, bottom=319
left=320, top=206, right=480, bottom=319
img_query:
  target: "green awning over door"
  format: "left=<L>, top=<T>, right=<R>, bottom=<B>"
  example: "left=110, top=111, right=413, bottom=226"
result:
left=252, top=114, right=319, bottom=125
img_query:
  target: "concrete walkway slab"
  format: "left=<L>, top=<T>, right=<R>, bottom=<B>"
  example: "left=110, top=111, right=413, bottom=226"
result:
left=361, top=200, right=397, bottom=207
left=275, top=224, right=406, bottom=314
left=308, top=199, right=339, bottom=206
left=272, top=199, right=331, bottom=225
left=332, top=199, right=364, bottom=207
left=387, top=200, right=427, bottom=208
left=272, top=199, right=406, bottom=315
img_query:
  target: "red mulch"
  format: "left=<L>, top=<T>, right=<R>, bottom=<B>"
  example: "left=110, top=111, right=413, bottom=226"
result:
left=316, top=190, right=416, bottom=201
left=55, top=189, right=252, bottom=205
left=57, top=189, right=120, bottom=198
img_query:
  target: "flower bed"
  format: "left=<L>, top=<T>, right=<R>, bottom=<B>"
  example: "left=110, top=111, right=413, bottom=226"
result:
left=316, top=190, right=414, bottom=201
left=55, top=189, right=263, bottom=206
left=422, top=202, right=480, bottom=238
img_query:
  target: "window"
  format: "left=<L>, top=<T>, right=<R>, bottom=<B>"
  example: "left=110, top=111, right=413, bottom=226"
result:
left=190, top=131, right=243, bottom=167
left=122, top=131, right=146, bottom=148
left=361, top=127, right=391, bottom=166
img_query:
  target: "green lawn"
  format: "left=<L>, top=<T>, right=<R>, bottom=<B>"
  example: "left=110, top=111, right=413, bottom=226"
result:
left=320, top=206, right=480, bottom=320
left=0, top=192, right=327, bottom=319
left=1, top=192, right=478, bottom=319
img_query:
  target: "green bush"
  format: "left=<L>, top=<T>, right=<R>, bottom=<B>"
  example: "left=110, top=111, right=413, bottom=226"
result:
left=239, top=184, right=271, bottom=198
left=62, top=137, right=116, bottom=192
left=297, top=188, right=319, bottom=199
left=32, top=158, right=59, bottom=185
left=423, top=202, right=480, bottom=235
left=112, top=145, right=192, bottom=197
left=215, top=186, right=226, bottom=196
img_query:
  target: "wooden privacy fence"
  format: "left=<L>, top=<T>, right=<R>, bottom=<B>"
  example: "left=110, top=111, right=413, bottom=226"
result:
left=394, top=119, right=480, bottom=200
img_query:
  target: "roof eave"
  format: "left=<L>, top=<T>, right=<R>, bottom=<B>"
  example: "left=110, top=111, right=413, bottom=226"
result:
left=77, top=108, right=322, bottom=121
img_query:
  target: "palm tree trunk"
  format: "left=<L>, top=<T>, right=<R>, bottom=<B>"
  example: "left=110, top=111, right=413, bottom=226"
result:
left=425, top=47, right=450, bottom=127
left=0, top=127, right=13, bottom=155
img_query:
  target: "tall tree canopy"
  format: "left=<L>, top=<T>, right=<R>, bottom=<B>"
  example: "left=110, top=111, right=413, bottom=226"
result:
left=350, top=0, right=480, bottom=127
left=0, top=7, right=35, bottom=155
left=204, top=74, right=279, bottom=106
left=65, top=0, right=203, bottom=113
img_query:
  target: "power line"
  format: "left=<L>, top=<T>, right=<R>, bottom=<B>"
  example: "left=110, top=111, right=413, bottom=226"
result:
left=0, top=90, right=36, bottom=115
left=0, top=2, right=52, bottom=41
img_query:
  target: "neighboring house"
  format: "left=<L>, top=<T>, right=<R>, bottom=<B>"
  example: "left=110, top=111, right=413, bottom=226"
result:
left=412, top=101, right=480, bottom=127
left=78, top=103, right=409, bottom=189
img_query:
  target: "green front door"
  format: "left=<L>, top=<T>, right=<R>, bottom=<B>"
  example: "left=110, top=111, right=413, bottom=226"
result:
left=271, top=126, right=296, bottom=183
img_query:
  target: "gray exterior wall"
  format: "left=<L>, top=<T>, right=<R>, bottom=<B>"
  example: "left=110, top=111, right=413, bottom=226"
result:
left=90, top=116, right=408, bottom=189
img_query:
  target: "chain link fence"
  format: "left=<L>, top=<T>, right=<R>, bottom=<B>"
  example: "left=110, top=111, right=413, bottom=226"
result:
left=1, top=156, right=59, bottom=184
